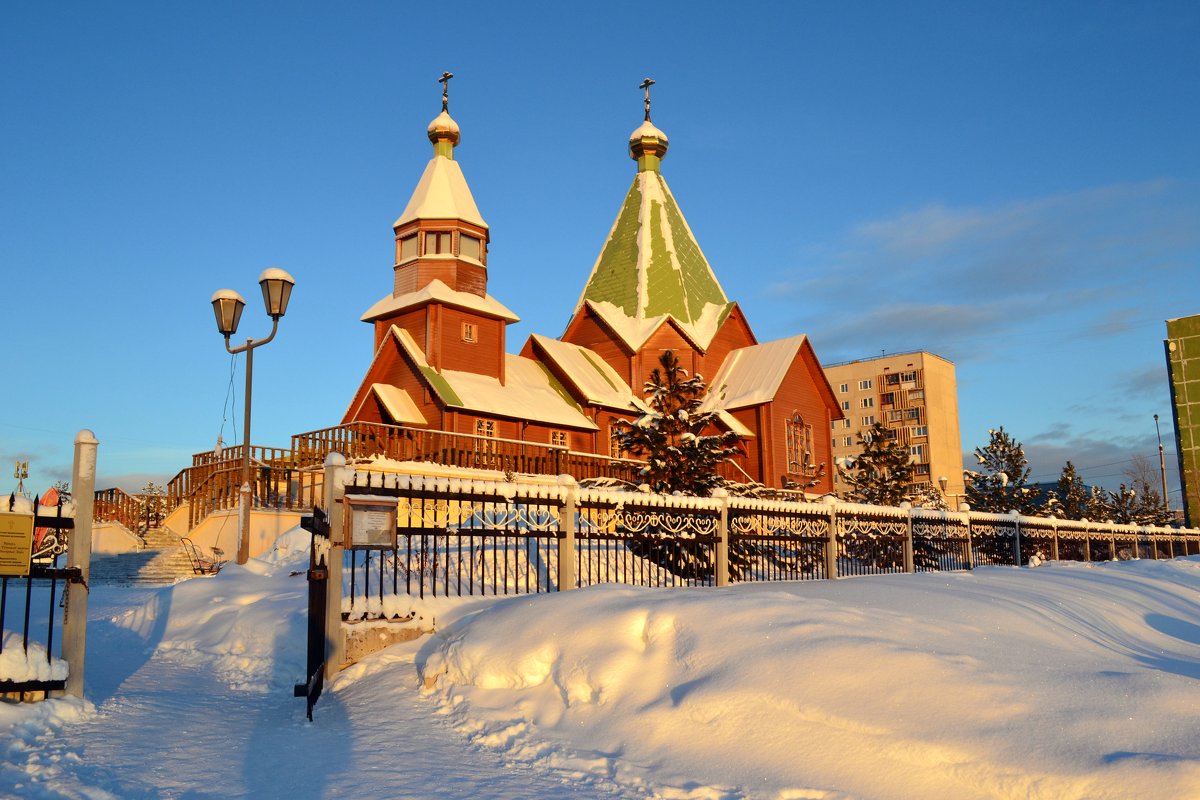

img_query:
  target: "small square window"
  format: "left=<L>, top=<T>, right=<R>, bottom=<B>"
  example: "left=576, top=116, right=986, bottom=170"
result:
left=551, top=430, right=567, bottom=448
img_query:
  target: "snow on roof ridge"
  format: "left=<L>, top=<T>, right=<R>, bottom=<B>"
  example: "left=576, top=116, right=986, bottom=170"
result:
left=394, top=155, right=488, bottom=229
left=701, top=334, right=809, bottom=412
left=361, top=279, right=519, bottom=323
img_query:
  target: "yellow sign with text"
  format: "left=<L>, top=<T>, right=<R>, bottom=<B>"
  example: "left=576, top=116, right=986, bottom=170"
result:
left=0, top=513, right=35, bottom=577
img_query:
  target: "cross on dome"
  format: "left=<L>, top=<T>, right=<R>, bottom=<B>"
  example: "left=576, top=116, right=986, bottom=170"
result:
left=427, top=71, right=460, bottom=154
left=629, top=77, right=668, bottom=171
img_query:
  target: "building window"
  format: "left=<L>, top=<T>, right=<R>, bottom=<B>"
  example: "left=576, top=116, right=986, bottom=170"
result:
left=886, top=428, right=898, bottom=440
left=914, top=463, right=931, bottom=476
left=860, top=397, right=875, bottom=409
left=785, top=413, right=816, bottom=476
left=842, top=419, right=851, bottom=429
left=474, top=419, right=495, bottom=438
left=425, top=231, right=452, bottom=254
left=910, top=444, right=926, bottom=460
left=462, top=322, right=477, bottom=343
left=609, top=422, right=623, bottom=458
left=460, top=234, right=481, bottom=260
left=861, top=415, right=875, bottom=426
left=908, top=389, right=925, bottom=401
left=841, top=400, right=850, bottom=411
left=831, top=421, right=838, bottom=431
left=885, top=373, right=900, bottom=385
left=474, top=418, right=497, bottom=461
left=399, top=234, right=418, bottom=262
left=911, top=425, right=928, bottom=437
left=900, top=370, right=919, bottom=383
left=881, top=392, right=895, bottom=405
left=858, top=379, right=872, bottom=390
left=550, top=430, right=567, bottom=448
left=843, top=436, right=853, bottom=447
left=839, top=383, right=849, bottom=394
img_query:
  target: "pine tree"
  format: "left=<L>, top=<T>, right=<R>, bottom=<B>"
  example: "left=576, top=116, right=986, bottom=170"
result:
left=1104, top=484, right=1139, bottom=524
left=963, top=427, right=1039, bottom=514
left=837, top=422, right=914, bottom=506
left=611, top=350, right=743, bottom=580
left=613, top=351, right=741, bottom=496
left=909, top=482, right=951, bottom=511
left=1050, top=461, right=1089, bottom=520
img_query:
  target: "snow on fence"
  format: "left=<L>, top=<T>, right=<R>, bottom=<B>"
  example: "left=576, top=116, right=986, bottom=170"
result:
left=319, top=468, right=1200, bottom=615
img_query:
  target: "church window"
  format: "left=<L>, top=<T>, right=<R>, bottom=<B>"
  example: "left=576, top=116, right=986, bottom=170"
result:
left=425, top=231, right=452, bottom=254
left=460, top=234, right=481, bottom=261
left=550, top=430, right=567, bottom=448
left=785, top=413, right=815, bottom=475
left=461, top=322, right=477, bottom=343
left=399, top=235, right=418, bottom=262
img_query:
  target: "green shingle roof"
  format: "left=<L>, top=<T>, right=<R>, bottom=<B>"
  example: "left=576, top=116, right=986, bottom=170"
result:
left=574, top=171, right=733, bottom=350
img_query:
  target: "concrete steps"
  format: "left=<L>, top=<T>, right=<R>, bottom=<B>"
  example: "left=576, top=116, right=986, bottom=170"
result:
left=89, top=526, right=204, bottom=586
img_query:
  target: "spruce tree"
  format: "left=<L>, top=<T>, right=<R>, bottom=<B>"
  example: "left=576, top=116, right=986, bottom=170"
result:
left=612, top=350, right=741, bottom=496
left=611, top=350, right=742, bottom=580
left=838, top=422, right=914, bottom=506
left=963, top=427, right=1039, bottom=514
left=1052, top=461, right=1090, bottom=521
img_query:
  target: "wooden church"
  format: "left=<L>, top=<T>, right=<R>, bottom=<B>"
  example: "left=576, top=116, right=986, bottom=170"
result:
left=342, top=80, right=842, bottom=492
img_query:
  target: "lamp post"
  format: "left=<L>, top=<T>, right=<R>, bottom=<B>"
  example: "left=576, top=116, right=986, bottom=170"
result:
left=211, top=267, right=295, bottom=564
left=1154, top=414, right=1170, bottom=519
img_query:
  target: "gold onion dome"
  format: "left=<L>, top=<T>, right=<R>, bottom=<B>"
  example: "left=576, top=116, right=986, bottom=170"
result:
left=427, top=110, right=460, bottom=147
left=629, top=119, right=669, bottom=165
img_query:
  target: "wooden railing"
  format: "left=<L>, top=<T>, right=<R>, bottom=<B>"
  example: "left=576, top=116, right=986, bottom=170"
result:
left=93, top=488, right=144, bottom=532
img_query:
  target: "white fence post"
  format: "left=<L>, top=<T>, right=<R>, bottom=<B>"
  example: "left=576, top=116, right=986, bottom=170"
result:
left=62, top=429, right=97, bottom=699
left=900, top=501, right=915, bottom=573
left=824, top=498, right=839, bottom=579
left=558, top=475, right=576, bottom=591
left=323, top=452, right=347, bottom=680
left=713, top=489, right=729, bottom=587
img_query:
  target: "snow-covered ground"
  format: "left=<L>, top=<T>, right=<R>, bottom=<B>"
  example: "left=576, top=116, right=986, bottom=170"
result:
left=2, top=529, right=1198, bottom=799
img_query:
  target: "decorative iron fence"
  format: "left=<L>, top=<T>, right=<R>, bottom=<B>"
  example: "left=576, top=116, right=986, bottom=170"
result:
left=0, top=494, right=80, bottom=699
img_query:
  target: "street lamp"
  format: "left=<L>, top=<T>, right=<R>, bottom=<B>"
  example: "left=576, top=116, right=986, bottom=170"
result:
left=211, top=267, right=295, bottom=564
left=1154, top=414, right=1170, bottom=520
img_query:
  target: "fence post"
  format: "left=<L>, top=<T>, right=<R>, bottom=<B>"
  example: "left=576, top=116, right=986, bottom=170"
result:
left=1051, top=518, right=1060, bottom=561
left=823, top=497, right=839, bottom=579
left=963, top=505, right=974, bottom=569
left=713, top=488, right=729, bottom=587
left=323, top=452, right=347, bottom=680
left=558, top=474, right=576, bottom=591
left=63, top=429, right=98, bottom=699
left=1011, top=511, right=1022, bottom=566
left=900, top=501, right=914, bottom=573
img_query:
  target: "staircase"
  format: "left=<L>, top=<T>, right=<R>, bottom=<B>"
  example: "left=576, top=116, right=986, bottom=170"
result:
left=89, top=526, right=202, bottom=586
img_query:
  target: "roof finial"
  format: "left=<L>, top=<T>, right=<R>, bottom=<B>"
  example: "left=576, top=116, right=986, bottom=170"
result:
left=439, top=71, right=454, bottom=112
left=639, top=77, right=655, bottom=122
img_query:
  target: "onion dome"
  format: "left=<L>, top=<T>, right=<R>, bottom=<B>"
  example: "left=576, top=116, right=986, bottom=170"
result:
left=427, top=109, right=460, bottom=158
left=629, top=119, right=669, bottom=172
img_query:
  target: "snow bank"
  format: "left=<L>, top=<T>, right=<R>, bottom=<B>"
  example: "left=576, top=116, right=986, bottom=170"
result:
left=113, top=527, right=313, bottom=692
left=0, top=635, right=68, bottom=683
left=417, top=558, right=1200, bottom=799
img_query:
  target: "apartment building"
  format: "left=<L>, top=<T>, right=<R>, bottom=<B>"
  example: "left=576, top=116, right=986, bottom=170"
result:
left=823, top=351, right=965, bottom=504
left=1165, top=314, right=1200, bottom=527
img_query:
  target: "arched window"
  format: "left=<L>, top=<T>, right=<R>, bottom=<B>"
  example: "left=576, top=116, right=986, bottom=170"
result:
left=785, top=412, right=815, bottom=476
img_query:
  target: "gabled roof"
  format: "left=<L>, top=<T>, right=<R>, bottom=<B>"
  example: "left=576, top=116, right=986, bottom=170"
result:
left=361, top=279, right=519, bottom=324
left=526, top=333, right=644, bottom=412
left=573, top=171, right=734, bottom=351
left=701, top=335, right=810, bottom=411
left=382, top=327, right=597, bottom=430
left=349, top=384, right=427, bottom=425
left=393, top=154, right=487, bottom=230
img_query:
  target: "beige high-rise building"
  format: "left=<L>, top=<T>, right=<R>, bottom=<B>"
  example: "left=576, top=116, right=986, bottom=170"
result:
left=823, top=351, right=965, bottom=505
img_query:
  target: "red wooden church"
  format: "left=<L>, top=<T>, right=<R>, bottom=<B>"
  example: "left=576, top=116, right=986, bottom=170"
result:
left=343, top=83, right=842, bottom=492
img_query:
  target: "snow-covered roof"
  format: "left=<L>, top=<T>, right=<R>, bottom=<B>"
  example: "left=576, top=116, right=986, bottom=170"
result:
left=361, top=279, right=519, bottom=324
left=701, top=335, right=809, bottom=411
left=385, top=327, right=597, bottom=430
left=393, top=155, right=487, bottom=230
left=527, top=334, right=642, bottom=412
left=572, top=171, right=733, bottom=351
left=360, top=383, right=427, bottom=426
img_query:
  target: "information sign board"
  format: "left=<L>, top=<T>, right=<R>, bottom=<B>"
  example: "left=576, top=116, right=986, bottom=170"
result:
left=0, top=513, right=35, bottom=577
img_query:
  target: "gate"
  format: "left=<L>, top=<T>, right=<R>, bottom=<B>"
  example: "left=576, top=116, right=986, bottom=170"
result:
left=0, top=494, right=82, bottom=699
left=294, top=507, right=329, bottom=720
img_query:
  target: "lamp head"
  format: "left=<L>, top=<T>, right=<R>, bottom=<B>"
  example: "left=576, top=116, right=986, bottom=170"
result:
left=211, top=289, right=247, bottom=337
left=258, top=267, right=295, bottom=319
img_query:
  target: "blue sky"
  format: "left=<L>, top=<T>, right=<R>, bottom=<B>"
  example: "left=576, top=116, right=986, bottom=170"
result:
left=3, top=1, right=1197, bottom=502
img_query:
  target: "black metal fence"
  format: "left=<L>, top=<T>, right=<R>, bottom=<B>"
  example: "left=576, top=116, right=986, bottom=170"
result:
left=0, top=495, right=80, bottom=699
left=326, top=477, right=1200, bottom=603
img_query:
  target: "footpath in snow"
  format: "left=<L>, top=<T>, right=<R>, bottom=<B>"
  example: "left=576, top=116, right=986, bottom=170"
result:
left=2, top=529, right=1199, bottom=799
